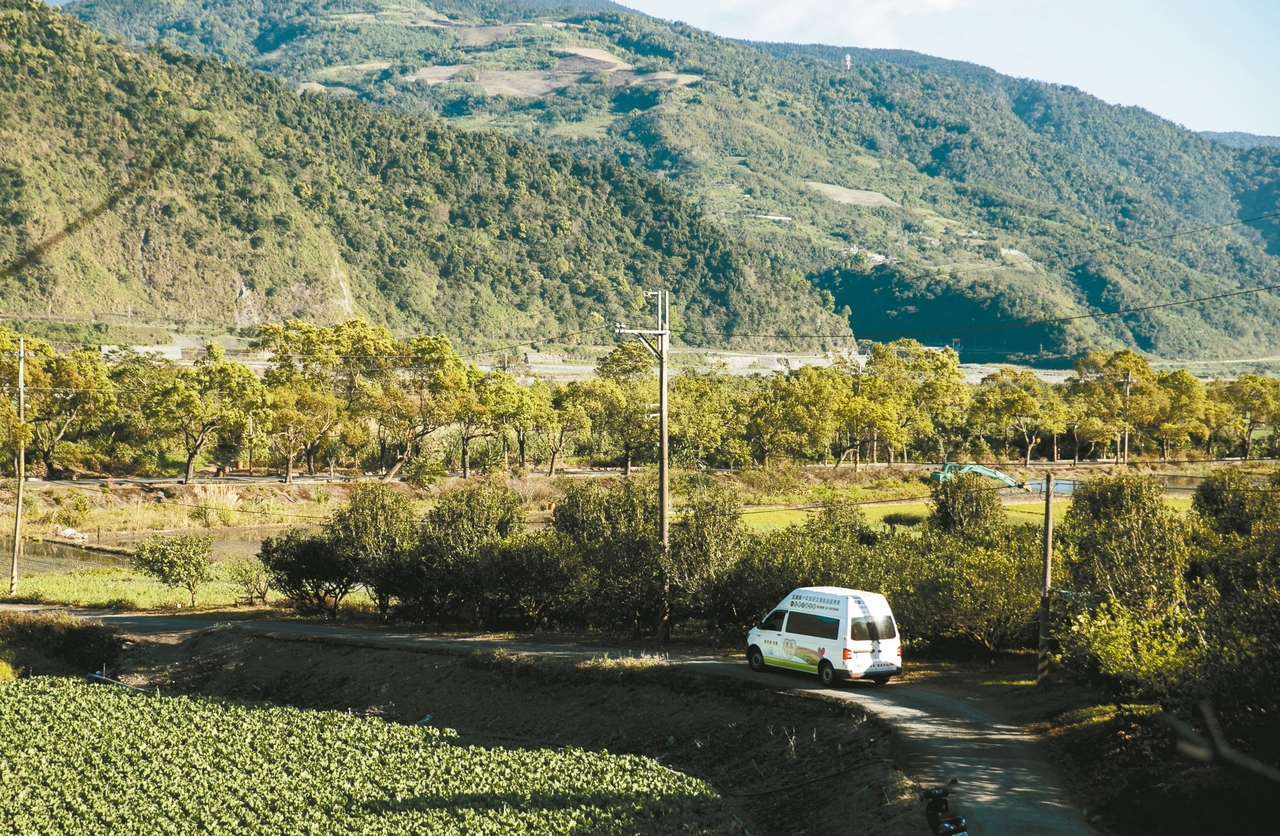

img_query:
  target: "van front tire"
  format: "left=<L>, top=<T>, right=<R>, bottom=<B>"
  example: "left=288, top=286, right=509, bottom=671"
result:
left=818, top=661, right=837, bottom=687
left=748, top=646, right=766, bottom=672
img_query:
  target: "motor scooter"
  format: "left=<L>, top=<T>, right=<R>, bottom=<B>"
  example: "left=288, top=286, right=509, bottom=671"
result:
left=921, top=778, right=969, bottom=835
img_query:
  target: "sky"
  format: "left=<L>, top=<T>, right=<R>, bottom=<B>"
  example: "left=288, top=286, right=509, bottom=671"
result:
left=618, top=0, right=1280, bottom=136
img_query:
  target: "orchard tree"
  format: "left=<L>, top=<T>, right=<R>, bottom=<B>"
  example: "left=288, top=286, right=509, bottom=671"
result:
left=133, top=534, right=214, bottom=607
left=326, top=483, right=419, bottom=620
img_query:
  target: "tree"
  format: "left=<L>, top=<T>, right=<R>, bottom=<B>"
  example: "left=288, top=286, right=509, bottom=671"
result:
left=972, top=368, right=1042, bottom=463
left=27, top=349, right=116, bottom=477
left=1225, top=374, right=1279, bottom=460
left=147, top=344, right=268, bottom=483
left=259, top=529, right=359, bottom=617
left=745, top=366, right=843, bottom=466
left=326, top=483, right=419, bottom=619
left=541, top=381, right=594, bottom=477
left=133, top=534, right=213, bottom=607
left=1155, top=369, right=1206, bottom=461
left=928, top=472, right=1005, bottom=533
left=267, top=381, right=339, bottom=483
left=377, top=335, right=468, bottom=481
left=670, top=365, right=746, bottom=467
left=593, top=345, right=658, bottom=475
left=1063, top=475, right=1189, bottom=616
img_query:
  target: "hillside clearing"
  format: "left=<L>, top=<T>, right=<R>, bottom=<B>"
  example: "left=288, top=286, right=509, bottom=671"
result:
left=803, top=181, right=900, bottom=207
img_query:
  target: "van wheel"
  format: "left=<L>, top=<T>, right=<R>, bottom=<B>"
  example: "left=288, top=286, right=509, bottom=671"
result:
left=818, top=661, right=837, bottom=687
left=870, top=674, right=891, bottom=685
left=748, top=646, right=766, bottom=672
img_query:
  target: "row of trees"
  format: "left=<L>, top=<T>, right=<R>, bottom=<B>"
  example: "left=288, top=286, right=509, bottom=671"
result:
left=5, top=321, right=1280, bottom=481
left=237, top=469, right=1276, bottom=765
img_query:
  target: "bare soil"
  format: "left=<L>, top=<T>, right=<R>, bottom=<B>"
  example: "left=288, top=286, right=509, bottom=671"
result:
left=112, top=627, right=922, bottom=836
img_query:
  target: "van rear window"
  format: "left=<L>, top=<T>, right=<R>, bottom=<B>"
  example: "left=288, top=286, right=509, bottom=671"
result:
left=785, top=611, right=840, bottom=639
left=851, top=616, right=897, bottom=641
left=875, top=616, right=897, bottom=640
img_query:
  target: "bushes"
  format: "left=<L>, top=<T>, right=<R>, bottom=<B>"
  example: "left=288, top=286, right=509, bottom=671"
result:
left=0, top=611, right=124, bottom=676
left=259, top=530, right=356, bottom=617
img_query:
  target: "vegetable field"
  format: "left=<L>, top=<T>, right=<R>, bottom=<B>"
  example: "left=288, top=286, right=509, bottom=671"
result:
left=0, top=679, right=738, bottom=835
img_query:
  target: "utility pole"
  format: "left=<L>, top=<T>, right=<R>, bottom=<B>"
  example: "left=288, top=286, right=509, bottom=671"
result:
left=1122, top=370, right=1134, bottom=465
left=1038, top=471, right=1054, bottom=685
left=10, top=338, right=26, bottom=595
left=616, top=291, right=670, bottom=552
left=616, top=292, right=672, bottom=638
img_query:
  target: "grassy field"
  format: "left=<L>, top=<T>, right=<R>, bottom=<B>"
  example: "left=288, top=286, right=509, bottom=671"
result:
left=2, top=566, right=247, bottom=611
left=0, top=677, right=738, bottom=835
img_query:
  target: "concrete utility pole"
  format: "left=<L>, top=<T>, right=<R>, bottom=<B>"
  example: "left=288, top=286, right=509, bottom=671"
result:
left=1122, top=370, right=1134, bottom=465
left=615, top=291, right=671, bottom=552
left=10, top=338, right=26, bottom=595
left=1038, top=471, right=1054, bottom=685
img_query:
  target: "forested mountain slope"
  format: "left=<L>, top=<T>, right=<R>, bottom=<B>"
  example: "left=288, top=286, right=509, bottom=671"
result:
left=0, top=0, right=845, bottom=349
left=1202, top=131, right=1280, bottom=151
left=66, top=0, right=1280, bottom=362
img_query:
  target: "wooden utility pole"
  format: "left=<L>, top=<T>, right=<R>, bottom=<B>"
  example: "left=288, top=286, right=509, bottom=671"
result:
left=616, top=292, right=671, bottom=636
left=10, top=338, right=26, bottom=595
left=1038, top=471, right=1054, bottom=685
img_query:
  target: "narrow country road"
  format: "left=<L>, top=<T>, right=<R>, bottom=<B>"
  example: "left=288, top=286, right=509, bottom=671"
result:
left=6, top=605, right=1097, bottom=835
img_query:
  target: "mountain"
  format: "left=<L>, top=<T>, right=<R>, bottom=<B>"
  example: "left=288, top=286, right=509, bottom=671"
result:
left=0, top=0, right=847, bottom=351
left=1202, top=131, right=1280, bottom=151
left=55, top=0, right=1280, bottom=361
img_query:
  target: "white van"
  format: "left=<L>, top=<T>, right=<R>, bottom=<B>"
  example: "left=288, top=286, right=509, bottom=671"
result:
left=746, top=587, right=902, bottom=686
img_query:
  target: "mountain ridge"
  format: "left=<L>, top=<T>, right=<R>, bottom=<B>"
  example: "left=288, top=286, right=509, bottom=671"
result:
left=48, top=0, right=1280, bottom=360
left=0, top=0, right=849, bottom=350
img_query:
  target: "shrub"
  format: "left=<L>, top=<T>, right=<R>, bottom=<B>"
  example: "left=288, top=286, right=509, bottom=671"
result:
left=132, top=534, right=214, bottom=607
left=554, top=479, right=663, bottom=634
left=259, top=530, right=357, bottom=617
left=1191, top=469, right=1260, bottom=536
left=1059, top=601, right=1193, bottom=702
left=1062, top=476, right=1190, bottom=616
left=928, top=472, right=1005, bottom=533
left=0, top=611, right=124, bottom=675
left=402, top=481, right=525, bottom=623
left=226, top=556, right=271, bottom=605
left=326, top=484, right=419, bottom=619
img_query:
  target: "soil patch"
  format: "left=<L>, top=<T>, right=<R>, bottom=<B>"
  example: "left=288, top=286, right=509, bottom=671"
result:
left=115, top=627, right=922, bottom=836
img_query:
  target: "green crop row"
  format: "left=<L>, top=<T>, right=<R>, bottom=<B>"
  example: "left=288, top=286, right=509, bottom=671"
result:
left=0, top=678, right=738, bottom=835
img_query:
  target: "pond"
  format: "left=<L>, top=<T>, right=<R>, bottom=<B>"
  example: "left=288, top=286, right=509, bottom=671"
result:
left=0, top=538, right=129, bottom=575
left=0, top=532, right=269, bottom=575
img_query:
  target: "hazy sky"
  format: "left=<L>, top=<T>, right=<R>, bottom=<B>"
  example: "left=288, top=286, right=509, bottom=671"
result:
left=618, top=0, right=1280, bottom=135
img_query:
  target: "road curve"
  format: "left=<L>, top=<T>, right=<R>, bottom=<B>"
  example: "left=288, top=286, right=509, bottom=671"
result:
left=5, top=605, right=1096, bottom=835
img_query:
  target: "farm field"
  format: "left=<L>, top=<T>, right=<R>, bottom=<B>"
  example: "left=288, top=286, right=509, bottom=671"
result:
left=0, top=677, right=739, bottom=836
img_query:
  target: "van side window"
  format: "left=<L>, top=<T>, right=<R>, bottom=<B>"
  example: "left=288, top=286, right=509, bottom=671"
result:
left=850, top=617, right=872, bottom=641
left=874, top=615, right=897, bottom=640
left=785, top=612, right=840, bottom=639
left=761, top=610, right=787, bottom=631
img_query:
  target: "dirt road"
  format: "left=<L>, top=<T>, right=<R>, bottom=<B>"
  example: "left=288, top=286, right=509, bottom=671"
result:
left=7, top=605, right=1096, bottom=835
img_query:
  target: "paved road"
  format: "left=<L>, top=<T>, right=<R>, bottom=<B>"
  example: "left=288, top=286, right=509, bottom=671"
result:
left=6, top=605, right=1096, bottom=835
